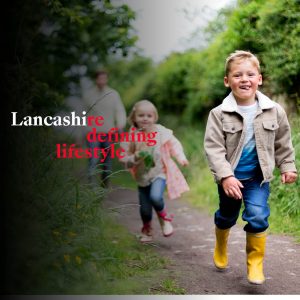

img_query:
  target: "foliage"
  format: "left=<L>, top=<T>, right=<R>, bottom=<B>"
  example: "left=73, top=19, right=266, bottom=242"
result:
left=149, top=52, right=195, bottom=113
left=130, top=51, right=208, bottom=119
left=135, top=0, right=300, bottom=122
left=3, top=0, right=140, bottom=293
left=203, top=6, right=235, bottom=43
left=150, top=279, right=186, bottom=295
left=2, top=124, right=171, bottom=293
left=106, top=54, right=154, bottom=107
left=138, top=150, right=155, bottom=170
left=5, top=0, right=137, bottom=115
left=256, top=0, right=300, bottom=96
left=268, top=117, right=300, bottom=216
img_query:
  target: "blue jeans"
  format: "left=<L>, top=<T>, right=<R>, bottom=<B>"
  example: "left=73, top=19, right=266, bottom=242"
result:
left=215, top=173, right=270, bottom=233
left=138, top=178, right=166, bottom=224
left=87, top=140, right=112, bottom=185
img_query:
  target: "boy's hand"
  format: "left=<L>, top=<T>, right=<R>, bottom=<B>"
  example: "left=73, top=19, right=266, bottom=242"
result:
left=221, top=176, right=244, bottom=200
left=281, top=172, right=297, bottom=184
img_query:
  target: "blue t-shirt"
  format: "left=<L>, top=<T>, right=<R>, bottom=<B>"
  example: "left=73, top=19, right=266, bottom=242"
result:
left=234, top=102, right=259, bottom=179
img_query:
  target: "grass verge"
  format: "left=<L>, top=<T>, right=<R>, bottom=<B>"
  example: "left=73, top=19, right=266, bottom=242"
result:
left=4, top=127, right=183, bottom=294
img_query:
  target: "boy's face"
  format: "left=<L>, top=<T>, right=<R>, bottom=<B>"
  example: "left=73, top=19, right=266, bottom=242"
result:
left=224, top=59, right=262, bottom=105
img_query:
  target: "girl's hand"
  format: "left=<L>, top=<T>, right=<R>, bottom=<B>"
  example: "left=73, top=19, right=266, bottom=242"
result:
left=134, top=151, right=143, bottom=162
left=179, top=159, right=189, bottom=167
left=136, top=150, right=155, bottom=169
left=281, top=172, right=298, bottom=184
left=221, top=176, right=244, bottom=200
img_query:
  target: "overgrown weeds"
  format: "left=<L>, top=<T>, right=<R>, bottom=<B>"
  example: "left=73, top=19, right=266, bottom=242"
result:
left=3, top=127, right=171, bottom=294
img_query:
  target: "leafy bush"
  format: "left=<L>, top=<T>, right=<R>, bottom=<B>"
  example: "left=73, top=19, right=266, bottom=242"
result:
left=269, top=117, right=300, bottom=219
left=3, top=127, right=169, bottom=293
left=134, top=0, right=300, bottom=122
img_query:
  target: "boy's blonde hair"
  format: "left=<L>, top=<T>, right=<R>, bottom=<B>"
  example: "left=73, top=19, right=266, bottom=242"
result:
left=128, top=100, right=159, bottom=127
left=225, top=50, right=261, bottom=76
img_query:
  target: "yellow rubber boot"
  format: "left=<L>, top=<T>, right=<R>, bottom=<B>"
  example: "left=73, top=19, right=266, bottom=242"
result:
left=214, top=227, right=230, bottom=270
left=246, top=231, right=266, bottom=284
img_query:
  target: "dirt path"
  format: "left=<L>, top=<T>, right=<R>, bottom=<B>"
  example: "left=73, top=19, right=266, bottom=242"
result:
left=105, top=187, right=300, bottom=295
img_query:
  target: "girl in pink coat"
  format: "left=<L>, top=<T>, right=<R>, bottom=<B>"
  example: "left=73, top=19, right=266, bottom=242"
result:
left=121, top=100, right=189, bottom=243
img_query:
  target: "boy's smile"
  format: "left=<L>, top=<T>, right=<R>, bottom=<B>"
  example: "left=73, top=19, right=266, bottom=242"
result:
left=224, top=59, right=262, bottom=105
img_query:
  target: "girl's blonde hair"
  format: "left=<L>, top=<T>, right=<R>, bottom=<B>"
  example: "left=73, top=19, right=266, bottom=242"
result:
left=225, top=50, right=261, bottom=76
left=128, top=100, right=159, bottom=127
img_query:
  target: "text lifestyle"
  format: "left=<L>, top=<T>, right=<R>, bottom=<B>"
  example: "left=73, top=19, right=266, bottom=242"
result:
left=56, top=143, right=125, bottom=162
left=56, top=128, right=158, bottom=161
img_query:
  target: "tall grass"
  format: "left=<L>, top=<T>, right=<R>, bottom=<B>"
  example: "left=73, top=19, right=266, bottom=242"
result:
left=3, top=127, right=171, bottom=294
left=268, top=117, right=300, bottom=239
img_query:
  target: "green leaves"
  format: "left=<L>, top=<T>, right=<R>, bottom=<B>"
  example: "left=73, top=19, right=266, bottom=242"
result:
left=8, top=0, right=137, bottom=115
left=133, top=0, right=300, bottom=122
left=138, top=150, right=155, bottom=170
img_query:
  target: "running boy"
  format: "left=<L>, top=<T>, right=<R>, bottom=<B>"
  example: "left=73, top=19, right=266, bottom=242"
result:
left=204, top=50, right=297, bottom=284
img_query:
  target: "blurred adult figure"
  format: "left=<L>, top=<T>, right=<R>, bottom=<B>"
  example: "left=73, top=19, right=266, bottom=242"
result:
left=82, top=70, right=126, bottom=188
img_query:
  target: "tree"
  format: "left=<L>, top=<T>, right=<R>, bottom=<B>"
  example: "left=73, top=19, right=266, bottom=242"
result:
left=4, top=0, right=137, bottom=114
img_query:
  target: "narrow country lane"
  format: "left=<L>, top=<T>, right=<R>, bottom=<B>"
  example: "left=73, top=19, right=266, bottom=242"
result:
left=105, top=187, right=300, bottom=295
